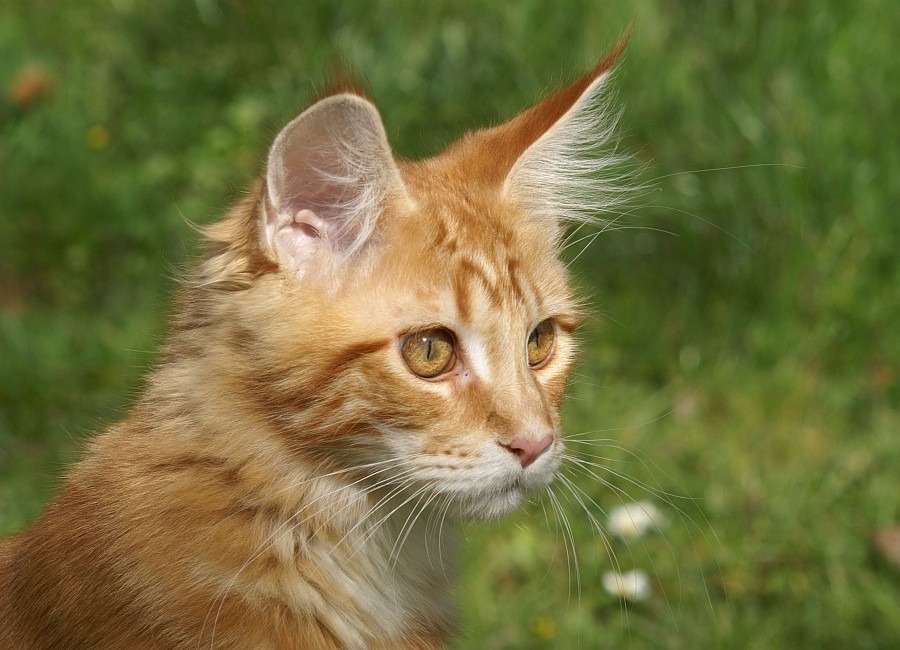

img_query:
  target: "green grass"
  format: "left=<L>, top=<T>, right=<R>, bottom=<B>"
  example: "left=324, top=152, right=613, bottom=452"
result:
left=2, top=1, right=899, bottom=648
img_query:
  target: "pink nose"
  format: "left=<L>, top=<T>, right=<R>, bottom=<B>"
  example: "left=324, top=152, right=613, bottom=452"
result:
left=501, top=436, right=554, bottom=468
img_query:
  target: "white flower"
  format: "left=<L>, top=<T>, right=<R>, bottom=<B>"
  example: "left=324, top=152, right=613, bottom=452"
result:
left=602, top=569, right=651, bottom=601
left=606, top=500, right=665, bottom=539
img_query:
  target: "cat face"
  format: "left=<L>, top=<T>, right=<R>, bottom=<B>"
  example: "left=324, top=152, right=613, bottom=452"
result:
left=334, top=171, right=583, bottom=519
left=198, top=41, right=627, bottom=521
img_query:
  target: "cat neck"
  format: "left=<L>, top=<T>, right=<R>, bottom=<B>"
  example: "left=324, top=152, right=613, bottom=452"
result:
left=115, top=358, right=460, bottom=645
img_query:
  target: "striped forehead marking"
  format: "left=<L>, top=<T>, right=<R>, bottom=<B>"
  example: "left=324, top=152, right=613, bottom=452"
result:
left=434, top=217, right=535, bottom=319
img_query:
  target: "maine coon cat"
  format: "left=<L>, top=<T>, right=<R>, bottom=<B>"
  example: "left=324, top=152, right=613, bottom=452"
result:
left=0, top=38, right=629, bottom=649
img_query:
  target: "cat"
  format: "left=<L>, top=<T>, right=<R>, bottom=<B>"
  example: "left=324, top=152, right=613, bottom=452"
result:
left=0, top=37, right=629, bottom=649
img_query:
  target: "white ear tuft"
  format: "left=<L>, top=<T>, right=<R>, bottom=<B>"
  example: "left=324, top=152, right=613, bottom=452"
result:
left=265, top=94, right=407, bottom=276
left=503, top=72, right=633, bottom=231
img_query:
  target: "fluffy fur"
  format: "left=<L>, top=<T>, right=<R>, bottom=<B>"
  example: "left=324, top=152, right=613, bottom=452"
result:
left=0, top=38, right=628, bottom=649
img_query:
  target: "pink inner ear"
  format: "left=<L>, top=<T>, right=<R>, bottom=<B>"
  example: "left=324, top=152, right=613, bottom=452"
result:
left=265, top=94, right=410, bottom=267
left=279, top=209, right=328, bottom=264
left=292, top=209, right=326, bottom=240
left=265, top=206, right=329, bottom=271
left=279, top=148, right=353, bottom=221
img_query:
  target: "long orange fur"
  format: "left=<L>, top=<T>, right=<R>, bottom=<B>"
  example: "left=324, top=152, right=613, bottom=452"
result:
left=0, top=39, right=628, bottom=649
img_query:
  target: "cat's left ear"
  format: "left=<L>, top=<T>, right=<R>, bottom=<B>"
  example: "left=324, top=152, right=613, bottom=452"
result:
left=264, top=93, right=409, bottom=276
left=488, top=34, right=632, bottom=230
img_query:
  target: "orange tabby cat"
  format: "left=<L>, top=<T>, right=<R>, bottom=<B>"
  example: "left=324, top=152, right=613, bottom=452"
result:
left=0, top=38, right=628, bottom=649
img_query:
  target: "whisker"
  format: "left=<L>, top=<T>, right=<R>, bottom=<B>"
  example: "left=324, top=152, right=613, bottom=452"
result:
left=648, top=162, right=805, bottom=182
left=555, top=474, right=631, bottom=624
left=389, top=487, right=442, bottom=569
left=546, top=488, right=581, bottom=610
left=204, top=457, right=425, bottom=646
left=562, top=442, right=723, bottom=614
left=562, top=463, right=684, bottom=625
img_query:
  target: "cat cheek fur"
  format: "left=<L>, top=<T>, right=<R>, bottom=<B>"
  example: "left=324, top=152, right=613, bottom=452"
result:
left=0, top=36, right=630, bottom=649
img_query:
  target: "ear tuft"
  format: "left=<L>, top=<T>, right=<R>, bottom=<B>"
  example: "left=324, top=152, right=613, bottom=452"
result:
left=503, top=68, right=633, bottom=230
left=502, top=34, right=635, bottom=230
left=265, top=94, right=407, bottom=277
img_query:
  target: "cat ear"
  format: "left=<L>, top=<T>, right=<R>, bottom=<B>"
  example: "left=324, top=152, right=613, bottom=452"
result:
left=492, top=35, right=632, bottom=229
left=264, top=93, right=408, bottom=275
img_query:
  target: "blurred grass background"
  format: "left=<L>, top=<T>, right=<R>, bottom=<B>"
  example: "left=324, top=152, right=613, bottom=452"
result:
left=1, top=1, right=898, bottom=648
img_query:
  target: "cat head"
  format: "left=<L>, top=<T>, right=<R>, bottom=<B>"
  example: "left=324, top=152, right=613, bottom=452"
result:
left=193, top=39, right=629, bottom=520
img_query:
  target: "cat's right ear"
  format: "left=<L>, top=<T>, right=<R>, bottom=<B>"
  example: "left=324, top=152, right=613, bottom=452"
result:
left=263, top=93, right=410, bottom=277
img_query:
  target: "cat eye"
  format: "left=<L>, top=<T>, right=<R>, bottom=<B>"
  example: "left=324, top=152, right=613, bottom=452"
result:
left=527, top=319, right=555, bottom=368
left=401, top=328, right=456, bottom=379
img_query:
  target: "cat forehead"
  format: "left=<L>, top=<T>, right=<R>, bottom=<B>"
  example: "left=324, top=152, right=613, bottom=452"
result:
left=373, top=187, right=573, bottom=327
left=398, top=159, right=555, bottom=258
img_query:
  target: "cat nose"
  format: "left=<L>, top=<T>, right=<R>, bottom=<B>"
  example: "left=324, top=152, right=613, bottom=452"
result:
left=501, top=436, right=553, bottom=468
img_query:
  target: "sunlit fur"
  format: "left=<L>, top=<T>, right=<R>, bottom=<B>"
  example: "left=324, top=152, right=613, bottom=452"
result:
left=0, top=39, right=629, bottom=650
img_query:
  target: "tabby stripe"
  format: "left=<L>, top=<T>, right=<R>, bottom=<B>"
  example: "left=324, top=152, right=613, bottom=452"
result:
left=317, top=338, right=392, bottom=382
left=505, top=257, right=527, bottom=306
left=460, top=258, right=501, bottom=302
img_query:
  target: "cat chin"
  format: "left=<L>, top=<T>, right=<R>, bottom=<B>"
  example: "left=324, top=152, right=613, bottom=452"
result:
left=454, top=489, right=529, bottom=521
left=450, top=473, right=556, bottom=521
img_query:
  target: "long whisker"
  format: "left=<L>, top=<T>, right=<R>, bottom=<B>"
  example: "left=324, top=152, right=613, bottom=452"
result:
left=346, top=483, right=432, bottom=563
left=563, top=440, right=723, bottom=613
left=555, top=474, right=631, bottom=624
left=563, top=462, right=685, bottom=625
left=648, top=162, right=805, bottom=182
left=204, top=456, right=423, bottom=647
left=546, top=488, right=581, bottom=610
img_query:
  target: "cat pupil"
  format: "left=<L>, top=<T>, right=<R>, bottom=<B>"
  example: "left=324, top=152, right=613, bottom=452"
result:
left=527, top=319, right=555, bottom=367
left=401, top=329, right=456, bottom=378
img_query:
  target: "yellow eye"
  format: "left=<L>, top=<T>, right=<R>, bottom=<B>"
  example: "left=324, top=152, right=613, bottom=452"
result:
left=401, top=328, right=456, bottom=378
left=527, top=319, right=555, bottom=368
